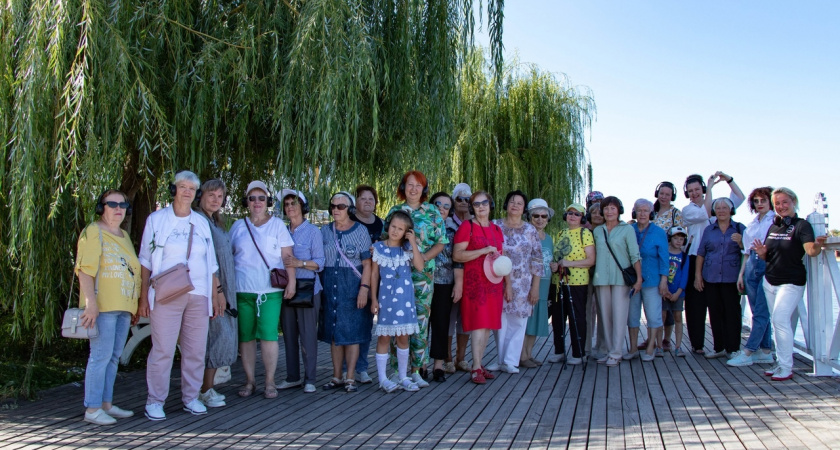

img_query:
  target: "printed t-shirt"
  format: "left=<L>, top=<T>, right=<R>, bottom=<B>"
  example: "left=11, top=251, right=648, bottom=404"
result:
left=764, top=217, right=815, bottom=286
left=75, top=224, right=141, bottom=312
left=667, top=251, right=689, bottom=297
left=552, top=227, right=594, bottom=286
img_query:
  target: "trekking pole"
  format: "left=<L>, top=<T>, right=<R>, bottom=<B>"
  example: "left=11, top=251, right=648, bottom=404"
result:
left=563, top=269, right=585, bottom=364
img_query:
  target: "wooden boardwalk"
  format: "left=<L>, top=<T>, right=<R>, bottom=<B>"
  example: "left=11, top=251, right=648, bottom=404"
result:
left=3, top=323, right=840, bottom=449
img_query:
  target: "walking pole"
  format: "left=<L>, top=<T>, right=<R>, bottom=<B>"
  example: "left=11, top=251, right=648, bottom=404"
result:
left=555, top=270, right=569, bottom=366
left=563, top=269, right=585, bottom=364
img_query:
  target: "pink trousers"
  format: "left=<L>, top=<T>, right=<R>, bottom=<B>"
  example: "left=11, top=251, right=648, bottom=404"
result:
left=146, top=293, right=209, bottom=405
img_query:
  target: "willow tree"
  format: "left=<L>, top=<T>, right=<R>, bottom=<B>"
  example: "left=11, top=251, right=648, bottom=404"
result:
left=452, top=51, right=596, bottom=221
left=0, top=0, right=505, bottom=358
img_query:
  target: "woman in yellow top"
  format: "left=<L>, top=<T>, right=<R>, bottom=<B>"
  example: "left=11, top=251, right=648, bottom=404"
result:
left=75, top=190, right=142, bottom=425
left=547, top=203, right=595, bottom=365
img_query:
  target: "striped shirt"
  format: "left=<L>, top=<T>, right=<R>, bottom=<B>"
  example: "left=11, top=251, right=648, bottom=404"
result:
left=290, top=220, right=325, bottom=294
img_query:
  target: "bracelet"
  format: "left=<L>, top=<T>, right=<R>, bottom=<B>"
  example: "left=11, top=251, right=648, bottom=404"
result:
left=216, top=286, right=223, bottom=293
left=360, top=284, right=370, bottom=290
left=727, top=177, right=734, bottom=183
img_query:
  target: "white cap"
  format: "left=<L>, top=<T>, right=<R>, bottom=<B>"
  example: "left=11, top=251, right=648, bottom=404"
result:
left=528, top=198, right=555, bottom=218
left=245, top=180, right=270, bottom=197
left=280, top=189, right=308, bottom=205
left=453, top=183, right=472, bottom=199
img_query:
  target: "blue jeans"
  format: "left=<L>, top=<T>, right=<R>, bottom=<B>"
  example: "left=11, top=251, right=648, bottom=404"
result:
left=84, top=311, right=131, bottom=408
left=744, top=252, right=773, bottom=352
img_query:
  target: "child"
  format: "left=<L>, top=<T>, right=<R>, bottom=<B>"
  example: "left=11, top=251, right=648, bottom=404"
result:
left=370, top=210, right=424, bottom=392
left=663, top=226, right=690, bottom=356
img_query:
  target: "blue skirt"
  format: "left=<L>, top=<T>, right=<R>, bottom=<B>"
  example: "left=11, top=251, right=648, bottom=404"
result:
left=319, top=266, right=368, bottom=345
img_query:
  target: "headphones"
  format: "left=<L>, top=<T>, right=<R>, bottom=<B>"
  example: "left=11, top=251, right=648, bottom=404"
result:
left=241, top=192, right=274, bottom=208
left=282, top=192, right=310, bottom=214
left=502, top=190, right=529, bottom=211
left=468, top=196, right=496, bottom=215
left=599, top=197, right=624, bottom=215
left=562, top=210, right=587, bottom=224
left=683, top=174, right=707, bottom=199
left=384, top=208, right=415, bottom=233
left=655, top=181, right=677, bottom=201
left=169, top=171, right=202, bottom=201
left=774, top=215, right=794, bottom=227
left=710, top=198, right=735, bottom=217
left=631, top=208, right=656, bottom=221
left=329, top=191, right=356, bottom=216
left=95, top=190, right=133, bottom=216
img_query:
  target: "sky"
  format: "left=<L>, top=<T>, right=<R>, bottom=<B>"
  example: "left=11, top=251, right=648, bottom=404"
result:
left=477, top=1, right=839, bottom=229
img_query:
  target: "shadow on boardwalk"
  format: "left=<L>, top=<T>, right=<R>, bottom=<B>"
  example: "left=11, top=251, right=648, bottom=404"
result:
left=3, top=324, right=840, bottom=449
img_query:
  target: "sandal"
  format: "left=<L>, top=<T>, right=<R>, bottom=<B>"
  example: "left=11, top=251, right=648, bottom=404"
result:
left=693, top=348, right=706, bottom=355
left=264, top=385, right=278, bottom=399
left=238, top=383, right=255, bottom=398
left=322, top=377, right=345, bottom=391
left=471, top=369, right=486, bottom=384
left=344, top=380, right=357, bottom=393
left=481, top=366, right=495, bottom=380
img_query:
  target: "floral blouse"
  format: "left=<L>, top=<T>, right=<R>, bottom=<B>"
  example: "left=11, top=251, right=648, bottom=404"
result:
left=385, top=202, right=448, bottom=273
left=493, top=219, right=543, bottom=318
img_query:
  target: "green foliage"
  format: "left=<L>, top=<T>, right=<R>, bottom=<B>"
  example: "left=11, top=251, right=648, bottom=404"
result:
left=453, top=50, right=596, bottom=232
left=0, top=0, right=505, bottom=346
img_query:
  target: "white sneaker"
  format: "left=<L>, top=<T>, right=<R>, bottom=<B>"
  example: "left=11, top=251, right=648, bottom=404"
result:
left=566, top=356, right=582, bottom=365
left=199, top=389, right=226, bottom=407
left=102, top=405, right=134, bottom=418
left=705, top=350, right=727, bottom=359
left=411, top=372, right=430, bottom=388
left=500, top=364, right=520, bottom=374
left=727, top=351, right=753, bottom=367
left=623, top=351, right=639, bottom=360
left=84, top=409, right=116, bottom=425
left=358, top=371, right=374, bottom=384
left=277, top=380, right=302, bottom=390
left=303, top=384, right=316, bottom=393
left=398, top=377, right=419, bottom=392
left=547, top=354, right=566, bottom=363
left=183, top=399, right=207, bottom=415
left=485, top=363, right=501, bottom=371
left=641, top=352, right=655, bottom=362
left=380, top=378, right=399, bottom=393
left=751, top=351, right=775, bottom=364
left=145, top=403, right=166, bottom=421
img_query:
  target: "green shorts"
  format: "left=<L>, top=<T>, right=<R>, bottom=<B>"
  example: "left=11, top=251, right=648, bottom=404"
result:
left=237, top=291, right=282, bottom=342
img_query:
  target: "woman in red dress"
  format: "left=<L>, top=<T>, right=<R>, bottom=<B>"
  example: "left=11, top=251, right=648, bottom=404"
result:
left=453, top=190, right=505, bottom=384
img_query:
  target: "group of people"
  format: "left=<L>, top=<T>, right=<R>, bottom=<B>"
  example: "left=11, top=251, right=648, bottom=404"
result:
left=74, top=169, right=826, bottom=425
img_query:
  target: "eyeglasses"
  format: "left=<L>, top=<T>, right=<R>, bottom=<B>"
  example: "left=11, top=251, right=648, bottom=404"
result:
left=566, top=211, right=583, bottom=217
left=472, top=199, right=490, bottom=208
left=105, top=201, right=130, bottom=209
left=531, top=213, right=549, bottom=219
left=329, top=203, right=350, bottom=211
left=434, top=201, right=451, bottom=210
left=248, top=195, right=267, bottom=203
left=456, top=196, right=470, bottom=203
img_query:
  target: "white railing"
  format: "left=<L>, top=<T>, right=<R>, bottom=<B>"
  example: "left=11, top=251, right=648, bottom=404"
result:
left=798, top=211, right=840, bottom=375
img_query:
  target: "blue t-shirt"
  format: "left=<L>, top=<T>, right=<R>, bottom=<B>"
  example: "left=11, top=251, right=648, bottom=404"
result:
left=667, top=251, right=689, bottom=297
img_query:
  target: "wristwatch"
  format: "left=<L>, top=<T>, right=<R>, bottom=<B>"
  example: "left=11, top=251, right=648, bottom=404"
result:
left=302, top=261, right=307, bottom=268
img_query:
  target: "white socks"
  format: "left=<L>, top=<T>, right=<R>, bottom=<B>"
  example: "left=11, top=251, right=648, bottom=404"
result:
left=397, top=347, right=409, bottom=380
left=376, top=353, right=389, bottom=382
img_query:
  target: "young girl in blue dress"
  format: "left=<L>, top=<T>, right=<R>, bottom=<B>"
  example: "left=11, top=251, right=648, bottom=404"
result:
left=371, top=210, right=424, bottom=392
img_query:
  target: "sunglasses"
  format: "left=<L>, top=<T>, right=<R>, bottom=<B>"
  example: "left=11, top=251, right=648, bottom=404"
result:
left=472, top=199, right=490, bottom=208
left=284, top=199, right=299, bottom=207
left=531, top=213, right=549, bottom=219
left=434, top=201, right=452, bottom=210
left=248, top=195, right=268, bottom=203
left=566, top=211, right=583, bottom=217
left=456, top=196, right=470, bottom=203
left=329, top=203, right=350, bottom=211
left=105, top=201, right=130, bottom=209
left=753, top=198, right=769, bottom=204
